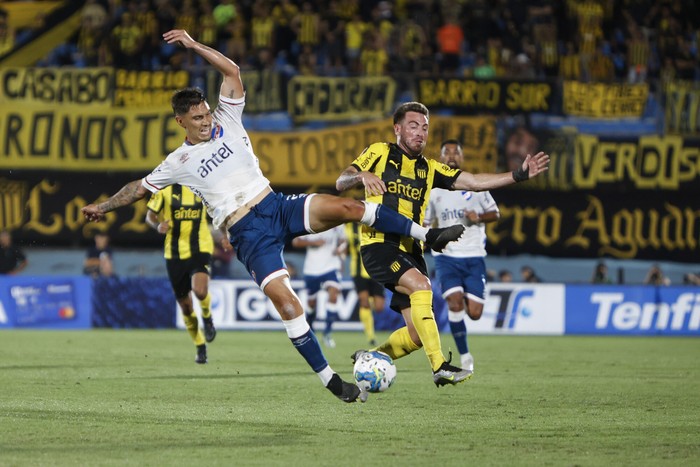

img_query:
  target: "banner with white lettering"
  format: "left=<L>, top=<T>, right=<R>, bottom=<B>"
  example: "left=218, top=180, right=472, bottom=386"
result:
left=177, top=279, right=364, bottom=331
left=565, top=285, right=700, bottom=336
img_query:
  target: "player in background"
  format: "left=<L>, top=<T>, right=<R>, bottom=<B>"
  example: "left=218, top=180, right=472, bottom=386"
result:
left=345, top=221, right=385, bottom=346
left=146, top=184, right=217, bottom=364
left=81, top=30, right=464, bottom=404
left=337, top=101, right=548, bottom=387
left=424, top=140, right=501, bottom=372
left=292, top=225, right=347, bottom=349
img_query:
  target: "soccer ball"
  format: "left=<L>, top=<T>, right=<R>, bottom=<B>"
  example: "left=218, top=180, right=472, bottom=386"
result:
left=353, top=350, right=397, bottom=393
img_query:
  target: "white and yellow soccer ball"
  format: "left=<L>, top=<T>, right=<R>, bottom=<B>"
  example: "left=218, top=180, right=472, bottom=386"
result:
left=353, top=350, right=397, bottom=393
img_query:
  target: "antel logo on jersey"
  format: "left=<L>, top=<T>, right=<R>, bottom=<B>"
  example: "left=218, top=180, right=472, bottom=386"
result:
left=387, top=179, right=423, bottom=200
left=198, top=142, right=234, bottom=178
left=592, top=292, right=700, bottom=332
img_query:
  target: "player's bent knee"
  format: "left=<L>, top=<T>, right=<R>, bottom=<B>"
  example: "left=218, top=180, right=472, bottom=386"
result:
left=467, top=304, right=484, bottom=320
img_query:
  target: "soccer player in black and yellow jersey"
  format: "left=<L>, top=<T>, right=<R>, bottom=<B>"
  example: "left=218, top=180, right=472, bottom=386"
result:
left=344, top=221, right=385, bottom=346
left=146, top=184, right=216, bottom=364
left=337, top=102, right=549, bottom=386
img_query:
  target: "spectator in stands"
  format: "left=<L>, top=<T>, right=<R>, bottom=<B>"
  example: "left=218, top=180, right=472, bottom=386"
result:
left=683, top=272, right=700, bottom=286
left=83, top=232, right=114, bottom=278
left=520, top=266, right=542, bottom=283
left=345, top=13, right=367, bottom=74
left=110, top=11, right=145, bottom=70
left=644, top=264, right=670, bottom=286
left=319, top=0, right=346, bottom=75
left=436, top=17, right=464, bottom=75
left=0, top=230, right=27, bottom=275
left=359, top=30, right=388, bottom=76
left=591, top=262, right=612, bottom=284
left=504, top=126, right=539, bottom=172
left=498, top=269, right=513, bottom=283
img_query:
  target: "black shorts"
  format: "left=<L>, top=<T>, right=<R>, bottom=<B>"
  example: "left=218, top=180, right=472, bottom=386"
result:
left=166, top=253, right=211, bottom=299
left=361, top=243, right=427, bottom=313
left=352, top=276, right=385, bottom=297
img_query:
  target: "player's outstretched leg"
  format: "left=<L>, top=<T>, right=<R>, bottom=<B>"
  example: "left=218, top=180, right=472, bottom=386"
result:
left=309, top=196, right=464, bottom=252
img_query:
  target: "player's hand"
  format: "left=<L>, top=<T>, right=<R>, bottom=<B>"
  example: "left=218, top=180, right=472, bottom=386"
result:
left=157, top=221, right=170, bottom=234
left=359, top=172, right=386, bottom=196
left=82, top=204, right=105, bottom=222
left=521, top=151, right=549, bottom=179
left=163, top=29, right=196, bottom=48
left=465, top=211, right=479, bottom=225
left=219, top=236, right=233, bottom=252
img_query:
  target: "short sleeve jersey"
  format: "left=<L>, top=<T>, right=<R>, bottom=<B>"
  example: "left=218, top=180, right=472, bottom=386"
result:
left=142, top=94, right=270, bottom=230
left=425, top=189, right=499, bottom=258
left=298, top=225, right=346, bottom=276
left=350, top=142, right=460, bottom=253
left=146, top=184, right=214, bottom=260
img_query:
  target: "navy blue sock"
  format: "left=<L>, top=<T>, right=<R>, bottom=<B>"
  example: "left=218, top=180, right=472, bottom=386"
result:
left=449, top=319, right=469, bottom=355
left=290, top=330, right=328, bottom=373
left=325, top=311, right=338, bottom=335
left=372, top=205, right=413, bottom=236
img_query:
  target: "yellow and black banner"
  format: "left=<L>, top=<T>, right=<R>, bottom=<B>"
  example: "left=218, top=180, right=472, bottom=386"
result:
left=0, top=106, right=182, bottom=171
left=0, top=67, right=112, bottom=107
left=664, top=80, right=700, bottom=136
left=563, top=81, right=648, bottom=118
left=287, top=76, right=396, bottom=122
left=113, top=69, right=189, bottom=107
left=415, top=77, right=556, bottom=114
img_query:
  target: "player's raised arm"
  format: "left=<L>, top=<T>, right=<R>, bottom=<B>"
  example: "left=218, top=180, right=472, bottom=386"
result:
left=162, top=29, right=243, bottom=100
left=82, top=179, right=149, bottom=222
left=452, top=151, right=549, bottom=191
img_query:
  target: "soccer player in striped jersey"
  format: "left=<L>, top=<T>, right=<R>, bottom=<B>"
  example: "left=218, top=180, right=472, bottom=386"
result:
left=82, top=29, right=464, bottom=404
left=425, top=140, right=501, bottom=373
left=337, top=102, right=549, bottom=387
left=146, top=184, right=216, bottom=364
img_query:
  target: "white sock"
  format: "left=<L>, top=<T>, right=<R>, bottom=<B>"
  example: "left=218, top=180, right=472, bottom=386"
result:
left=317, top=366, right=334, bottom=386
left=448, top=309, right=467, bottom=322
left=410, top=224, right=428, bottom=241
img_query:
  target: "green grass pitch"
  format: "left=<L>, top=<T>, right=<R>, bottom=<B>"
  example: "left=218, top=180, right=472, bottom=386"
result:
left=0, top=330, right=698, bottom=466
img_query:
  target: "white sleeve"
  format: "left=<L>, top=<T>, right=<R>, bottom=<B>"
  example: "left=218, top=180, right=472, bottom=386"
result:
left=481, top=191, right=499, bottom=213
left=213, top=94, right=246, bottom=130
left=142, top=160, right=175, bottom=193
left=424, top=198, right=435, bottom=226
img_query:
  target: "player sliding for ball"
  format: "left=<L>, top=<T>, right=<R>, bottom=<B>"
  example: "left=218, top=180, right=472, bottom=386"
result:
left=81, top=29, right=466, bottom=404
left=337, top=102, right=549, bottom=387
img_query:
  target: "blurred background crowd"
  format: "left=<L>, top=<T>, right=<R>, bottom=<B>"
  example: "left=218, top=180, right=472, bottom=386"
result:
left=1, top=0, right=698, bottom=84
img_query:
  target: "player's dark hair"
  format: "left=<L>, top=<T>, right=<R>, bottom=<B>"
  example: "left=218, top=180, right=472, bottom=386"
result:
left=441, top=139, right=462, bottom=150
left=393, top=102, right=429, bottom=124
left=171, top=87, right=206, bottom=116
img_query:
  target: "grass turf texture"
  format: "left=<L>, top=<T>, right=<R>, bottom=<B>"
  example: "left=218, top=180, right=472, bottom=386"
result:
left=0, top=330, right=698, bottom=466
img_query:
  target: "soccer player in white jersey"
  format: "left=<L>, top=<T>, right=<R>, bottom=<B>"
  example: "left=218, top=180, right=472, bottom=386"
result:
left=425, top=140, right=501, bottom=372
left=292, top=225, right=347, bottom=348
left=81, top=29, right=466, bottom=404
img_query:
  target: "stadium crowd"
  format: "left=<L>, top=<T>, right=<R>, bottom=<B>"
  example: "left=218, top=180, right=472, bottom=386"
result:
left=1, top=0, right=698, bottom=83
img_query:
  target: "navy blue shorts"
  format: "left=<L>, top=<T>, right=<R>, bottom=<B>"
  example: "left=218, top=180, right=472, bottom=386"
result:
left=304, top=270, right=342, bottom=298
left=228, top=192, right=312, bottom=288
left=434, top=255, right=487, bottom=303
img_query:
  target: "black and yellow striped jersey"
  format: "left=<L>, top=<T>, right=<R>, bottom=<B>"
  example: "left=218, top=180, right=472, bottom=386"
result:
left=345, top=222, right=370, bottom=279
left=147, top=185, right=213, bottom=260
left=351, top=142, right=461, bottom=253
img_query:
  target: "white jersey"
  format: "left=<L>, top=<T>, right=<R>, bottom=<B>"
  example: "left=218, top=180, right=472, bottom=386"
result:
left=425, top=189, right=499, bottom=258
left=142, top=94, right=270, bottom=229
left=300, top=225, right=346, bottom=276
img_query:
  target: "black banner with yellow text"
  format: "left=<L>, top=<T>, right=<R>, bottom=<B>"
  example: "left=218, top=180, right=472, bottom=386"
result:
left=415, top=77, right=557, bottom=114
